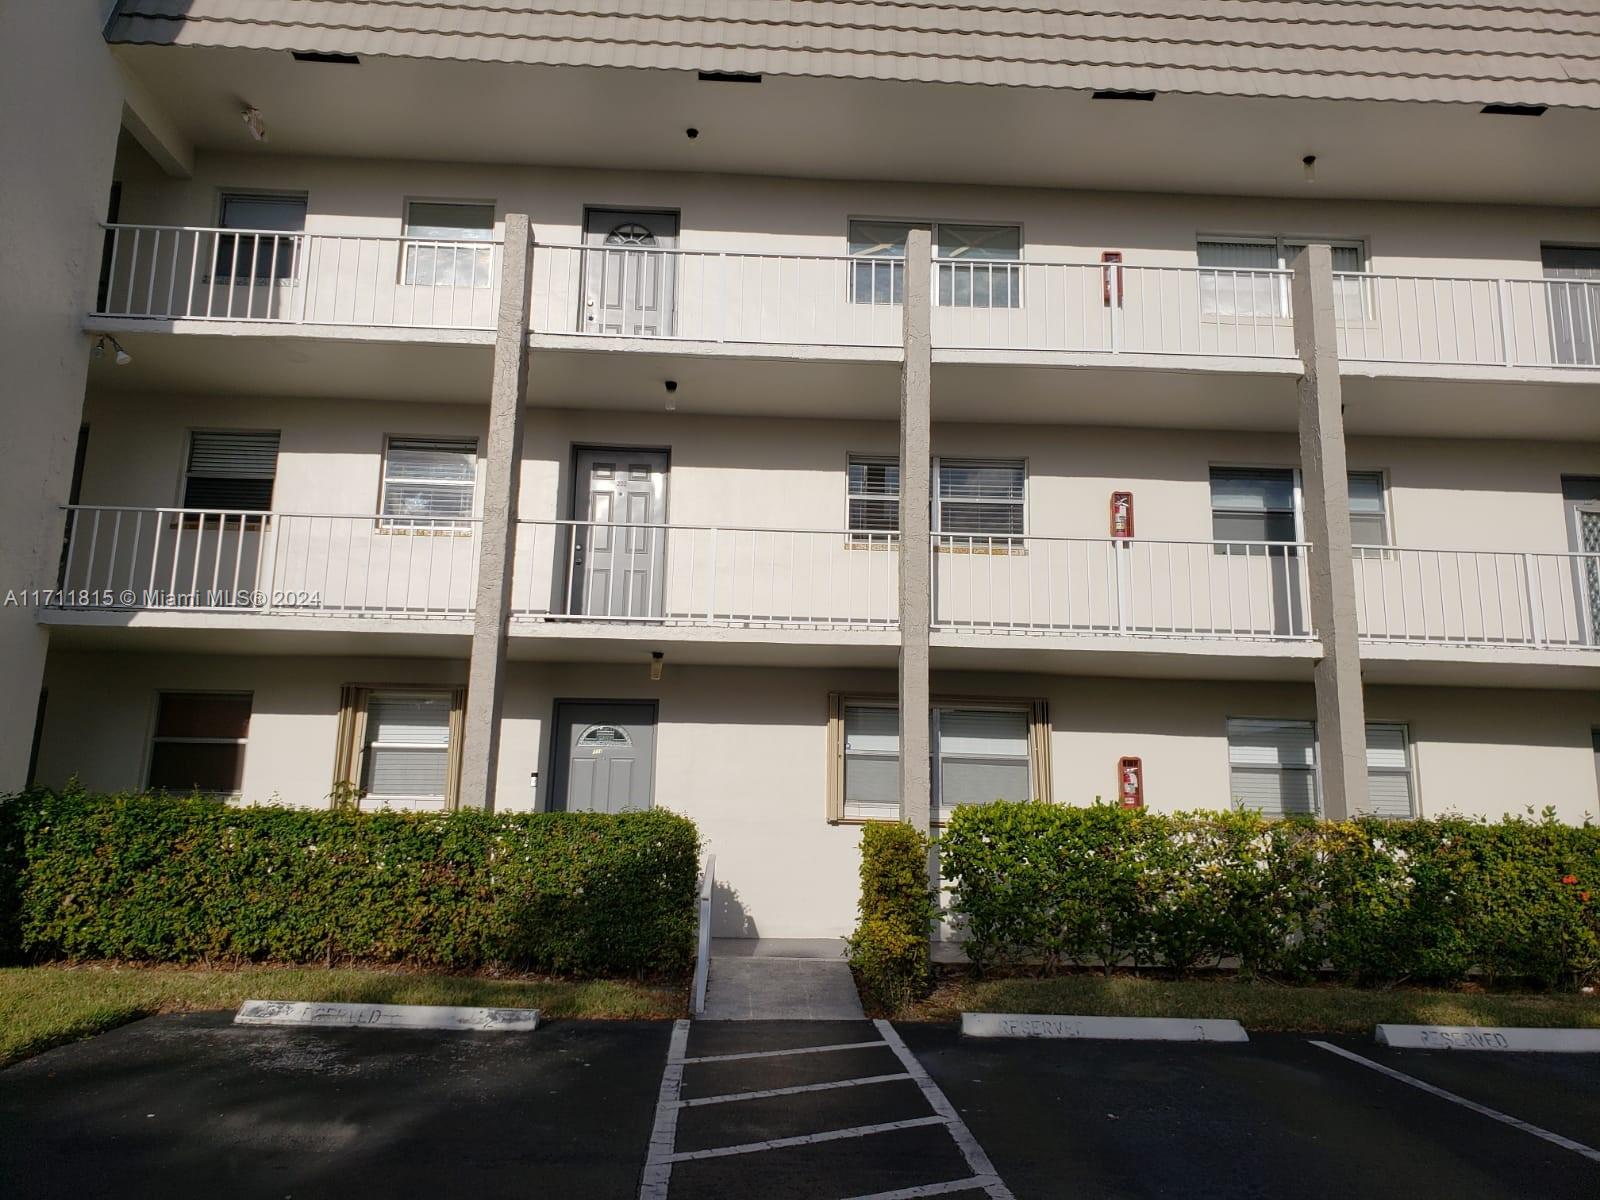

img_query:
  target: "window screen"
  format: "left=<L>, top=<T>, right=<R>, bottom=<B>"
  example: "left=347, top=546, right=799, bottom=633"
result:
left=1228, top=718, right=1318, bottom=817
left=147, top=692, right=251, bottom=795
left=1348, top=472, right=1389, bottom=546
left=183, top=430, right=279, bottom=510
left=380, top=437, right=477, bottom=526
left=847, top=454, right=900, bottom=537
left=363, top=692, right=451, bottom=802
left=404, top=201, right=495, bottom=288
left=1364, top=723, right=1416, bottom=818
left=842, top=704, right=900, bottom=821
left=936, top=459, right=1025, bottom=540
left=935, top=708, right=1030, bottom=823
left=216, top=193, right=305, bottom=281
left=848, top=220, right=919, bottom=305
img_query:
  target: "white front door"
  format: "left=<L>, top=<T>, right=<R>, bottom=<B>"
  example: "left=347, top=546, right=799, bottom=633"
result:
left=571, top=448, right=669, bottom=619
left=581, top=209, right=679, bottom=336
left=1569, top=501, right=1600, bottom=644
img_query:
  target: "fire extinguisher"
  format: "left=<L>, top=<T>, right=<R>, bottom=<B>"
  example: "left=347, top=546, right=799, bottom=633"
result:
left=1110, top=490, right=1134, bottom=539
left=1118, top=756, right=1143, bottom=809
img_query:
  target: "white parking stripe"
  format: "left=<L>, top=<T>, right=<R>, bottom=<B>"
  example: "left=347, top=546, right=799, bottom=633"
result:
left=679, top=1072, right=913, bottom=1107
left=1310, top=1040, right=1600, bottom=1164
left=683, top=1039, right=888, bottom=1065
left=875, top=1021, right=1017, bottom=1200
left=638, top=1019, right=691, bottom=1200
left=841, top=1178, right=998, bottom=1199
left=666, top=1115, right=947, bottom=1162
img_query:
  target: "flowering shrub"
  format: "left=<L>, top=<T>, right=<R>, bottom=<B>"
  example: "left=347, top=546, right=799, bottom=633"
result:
left=941, top=802, right=1599, bottom=988
left=0, top=787, right=699, bottom=976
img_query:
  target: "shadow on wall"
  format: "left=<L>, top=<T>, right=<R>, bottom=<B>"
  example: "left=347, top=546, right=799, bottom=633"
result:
left=711, top=878, right=756, bottom=938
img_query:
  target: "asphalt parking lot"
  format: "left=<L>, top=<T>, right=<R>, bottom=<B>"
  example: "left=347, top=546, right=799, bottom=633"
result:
left=1, top=1013, right=1597, bottom=1199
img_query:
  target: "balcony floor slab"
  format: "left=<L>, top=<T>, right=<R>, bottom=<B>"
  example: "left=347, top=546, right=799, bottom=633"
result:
left=1359, top=641, right=1600, bottom=689
left=507, top=618, right=899, bottom=667
left=39, top=609, right=471, bottom=658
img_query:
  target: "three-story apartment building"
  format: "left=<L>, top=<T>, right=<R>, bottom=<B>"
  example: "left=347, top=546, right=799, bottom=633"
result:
left=5, top=2, right=1600, bottom=937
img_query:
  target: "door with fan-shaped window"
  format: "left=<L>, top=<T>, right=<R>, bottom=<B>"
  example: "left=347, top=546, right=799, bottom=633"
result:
left=581, top=208, right=679, bottom=336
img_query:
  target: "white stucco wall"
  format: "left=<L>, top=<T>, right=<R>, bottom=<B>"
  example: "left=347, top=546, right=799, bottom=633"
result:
left=76, top=392, right=1600, bottom=556
left=0, top=1, right=126, bottom=787
left=34, top=651, right=1600, bottom=937
left=108, top=140, right=1600, bottom=278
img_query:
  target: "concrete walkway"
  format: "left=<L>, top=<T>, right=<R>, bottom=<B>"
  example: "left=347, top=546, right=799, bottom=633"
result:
left=701, top=939, right=865, bottom=1021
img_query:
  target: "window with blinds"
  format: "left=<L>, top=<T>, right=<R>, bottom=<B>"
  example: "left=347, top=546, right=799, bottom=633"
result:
left=404, top=201, right=496, bottom=288
left=1227, top=718, right=1319, bottom=817
left=936, top=458, right=1026, bottom=542
left=1209, top=467, right=1298, bottom=546
left=216, top=192, right=306, bottom=282
left=380, top=437, right=477, bottom=528
left=183, top=430, right=280, bottom=511
left=1364, top=723, right=1416, bottom=819
left=839, top=700, right=1037, bottom=823
left=847, top=454, right=900, bottom=539
left=934, top=708, right=1031, bottom=824
left=847, top=219, right=1021, bottom=307
left=147, top=692, right=251, bottom=796
left=1197, top=237, right=1364, bottom=318
left=1348, top=472, right=1391, bottom=547
left=363, top=691, right=452, bottom=804
left=842, top=704, right=901, bottom=822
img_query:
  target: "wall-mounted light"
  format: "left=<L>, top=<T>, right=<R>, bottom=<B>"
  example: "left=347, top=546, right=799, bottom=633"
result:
left=241, top=105, right=267, bottom=142
left=1302, top=154, right=1317, bottom=183
left=650, top=651, right=664, bottom=681
left=93, top=335, right=131, bottom=366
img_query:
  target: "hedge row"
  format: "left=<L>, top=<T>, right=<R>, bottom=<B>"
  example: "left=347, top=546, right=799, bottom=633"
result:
left=941, top=803, right=1600, bottom=988
left=0, top=788, right=700, bottom=977
left=846, top=822, right=937, bottom=1012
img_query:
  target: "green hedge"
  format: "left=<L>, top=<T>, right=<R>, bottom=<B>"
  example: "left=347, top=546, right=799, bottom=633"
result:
left=0, top=788, right=700, bottom=977
left=847, top=822, right=938, bottom=1012
left=941, top=802, right=1600, bottom=988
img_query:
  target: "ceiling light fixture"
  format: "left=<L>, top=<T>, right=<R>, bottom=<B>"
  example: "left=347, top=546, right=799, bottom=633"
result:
left=241, top=105, right=267, bottom=142
left=650, top=651, right=665, bottom=681
left=1302, top=154, right=1317, bottom=183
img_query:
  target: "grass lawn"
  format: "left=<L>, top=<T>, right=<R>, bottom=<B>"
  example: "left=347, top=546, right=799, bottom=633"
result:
left=0, top=964, right=685, bottom=1067
left=908, top=972, right=1600, bottom=1034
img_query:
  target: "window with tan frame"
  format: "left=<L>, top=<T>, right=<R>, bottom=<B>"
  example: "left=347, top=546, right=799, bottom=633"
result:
left=827, top=693, right=1051, bottom=824
left=333, top=685, right=466, bottom=810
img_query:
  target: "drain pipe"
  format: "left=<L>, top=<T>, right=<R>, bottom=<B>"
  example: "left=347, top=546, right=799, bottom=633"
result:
left=691, top=855, right=716, bottom=1016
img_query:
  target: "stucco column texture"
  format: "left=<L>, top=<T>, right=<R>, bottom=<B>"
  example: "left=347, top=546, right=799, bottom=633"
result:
left=0, top=1, right=126, bottom=788
left=458, top=214, right=533, bottom=811
left=898, top=228, right=934, bottom=834
left=1292, top=244, right=1370, bottom=821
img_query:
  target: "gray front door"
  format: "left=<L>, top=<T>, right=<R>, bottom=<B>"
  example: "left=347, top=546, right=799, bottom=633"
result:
left=571, top=448, right=669, bottom=619
left=550, top=701, right=657, bottom=813
left=1543, top=245, right=1600, bottom=367
left=582, top=208, right=679, bottom=336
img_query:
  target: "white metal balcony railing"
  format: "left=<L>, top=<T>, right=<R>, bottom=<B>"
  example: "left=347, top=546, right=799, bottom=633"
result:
left=510, top=520, right=898, bottom=629
left=1353, top=546, right=1600, bottom=651
left=528, top=245, right=906, bottom=347
left=92, top=226, right=1600, bottom=370
left=1333, top=273, right=1600, bottom=369
left=931, top=535, right=1315, bottom=641
left=52, top=506, right=481, bottom=616
left=94, top=224, right=502, bottom=329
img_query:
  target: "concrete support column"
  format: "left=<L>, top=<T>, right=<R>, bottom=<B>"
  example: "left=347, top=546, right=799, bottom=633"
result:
left=458, top=214, right=533, bottom=811
left=1292, top=244, right=1369, bottom=821
left=898, top=229, right=934, bottom=835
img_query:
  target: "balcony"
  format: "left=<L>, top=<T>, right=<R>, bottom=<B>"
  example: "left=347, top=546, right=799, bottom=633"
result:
left=508, top=520, right=899, bottom=665
left=88, top=226, right=1599, bottom=429
left=40, top=507, right=1600, bottom=683
left=928, top=533, right=1319, bottom=679
left=1353, top=545, right=1600, bottom=686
